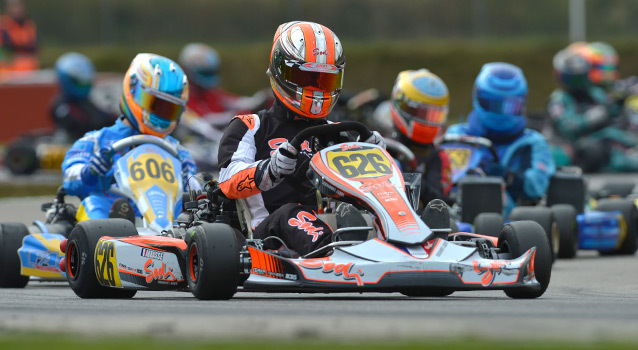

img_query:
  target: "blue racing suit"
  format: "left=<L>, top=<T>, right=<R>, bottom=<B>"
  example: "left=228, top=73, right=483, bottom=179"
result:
left=61, top=118, right=198, bottom=221
left=446, top=111, right=556, bottom=217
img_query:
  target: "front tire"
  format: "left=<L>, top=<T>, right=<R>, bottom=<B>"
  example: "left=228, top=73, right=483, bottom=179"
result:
left=498, top=221, right=552, bottom=299
left=0, top=223, right=30, bottom=288
left=66, top=219, right=138, bottom=298
left=188, top=223, right=240, bottom=300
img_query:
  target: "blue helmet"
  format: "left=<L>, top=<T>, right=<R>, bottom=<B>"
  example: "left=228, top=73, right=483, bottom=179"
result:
left=178, top=43, right=221, bottom=89
left=472, top=62, right=528, bottom=137
left=54, top=52, right=95, bottom=99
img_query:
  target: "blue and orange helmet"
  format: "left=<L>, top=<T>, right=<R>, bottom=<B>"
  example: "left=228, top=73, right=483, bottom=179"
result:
left=267, top=21, right=345, bottom=119
left=472, top=62, right=528, bottom=137
left=120, top=53, right=189, bottom=138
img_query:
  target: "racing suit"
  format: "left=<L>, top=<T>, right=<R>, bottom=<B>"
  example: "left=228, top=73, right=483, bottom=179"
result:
left=446, top=111, right=556, bottom=217
left=392, top=133, right=452, bottom=207
left=61, top=117, right=198, bottom=221
left=547, top=86, right=637, bottom=172
left=218, top=100, right=334, bottom=256
left=50, top=94, right=116, bottom=142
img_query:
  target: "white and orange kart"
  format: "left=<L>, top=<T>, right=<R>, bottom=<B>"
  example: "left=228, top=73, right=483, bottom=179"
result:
left=62, top=122, right=551, bottom=300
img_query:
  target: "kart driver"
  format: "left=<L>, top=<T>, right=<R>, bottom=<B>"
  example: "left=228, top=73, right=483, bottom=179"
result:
left=50, top=52, right=116, bottom=142
left=217, top=21, right=386, bottom=257
left=446, top=62, right=556, bottom=217
left=61, top=53, right=199, bottom=221
left=383, top=69, right=453, bottom=207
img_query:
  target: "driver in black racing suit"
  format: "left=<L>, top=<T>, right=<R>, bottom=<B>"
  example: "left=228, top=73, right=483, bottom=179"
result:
left=218, top=21, right=385, bottom=257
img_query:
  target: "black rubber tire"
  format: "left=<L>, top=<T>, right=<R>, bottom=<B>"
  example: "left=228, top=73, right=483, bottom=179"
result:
left=473, top=212, right=504, bottom=237
left=498, top=221, right=552, bottom=299
left=188, top=223, right=240, bottom=300
left=551, top=204, right=578, bottom=259
left=401, top=288, right=454, bottom=297
left=596, top=181, right=637, bottom=199
left=66, top=219, right=139, bottom=298
left=0, top=223, right=30, bottom=288
left=595, top=198, right=638, bottom=255
left=508, top=206, right=559, bottom=263
left=5, top=143, right=38, bottom=175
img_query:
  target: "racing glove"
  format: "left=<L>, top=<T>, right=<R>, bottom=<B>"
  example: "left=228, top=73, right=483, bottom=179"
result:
left=80, top=149, right=113, bottom=186
left=257, top=141, right=298, bottom=191
left=583, top=105, right=609, bottom=130
left=362, top=130, right=386, bottom=149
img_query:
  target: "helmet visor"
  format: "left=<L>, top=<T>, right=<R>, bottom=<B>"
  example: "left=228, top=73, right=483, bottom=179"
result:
left=476, top=91, right=526, bottom=116
left=393, top=97, right=448, bottom=126
left=135, top=84, right=186, bottom=121
left=276, top=59, right=344, bottom=92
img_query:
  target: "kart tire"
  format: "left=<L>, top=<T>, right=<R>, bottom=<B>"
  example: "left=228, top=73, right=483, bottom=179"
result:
left=473, top=212, right=504, bottom=237
left=400, top=288, right=454, bottom=297
left=498, top=221, right=552, bottom=299
left=188, top=223, right=240, bottom=300
left=551, top=204, right=578, bottom=259
left=5, top=144, right=38, bottom=175
left=595, top=198, right=638, bottom=255
left=66, top=219, right=138, bottom=299
left=0, top=223, right=30, bottom=288
left=508, top=206, right=559, bottom=263
left=596, top=181, right=636, bottom=199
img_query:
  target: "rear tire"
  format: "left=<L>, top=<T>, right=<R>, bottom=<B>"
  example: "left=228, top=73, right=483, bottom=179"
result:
left=0, top=223, right=30, bottom=288
left=66, top=219, right=138, bottom=298
left=551, top=204, right=578, bottom=259
left=498, top=221, right=552, bottom=299
left=595, top=198, right=637, bottom=255
left=188, top=223, right=240, bottom=300
left=473, top=212, right=504, bottom=237
left=5, top=143, right=38, bottom=175
left=508, top=206, right=559, bottom=263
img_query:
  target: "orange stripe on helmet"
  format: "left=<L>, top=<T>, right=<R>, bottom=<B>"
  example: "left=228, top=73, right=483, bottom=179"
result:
left=320, top=25, right=336, bottom=65
left=299, top=23, right=317, bottom=62
left=219, top=168, right=260, bottom=199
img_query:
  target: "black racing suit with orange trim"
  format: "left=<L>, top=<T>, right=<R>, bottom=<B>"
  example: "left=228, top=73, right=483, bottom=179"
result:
left=217, top=100, right=334, bottom=256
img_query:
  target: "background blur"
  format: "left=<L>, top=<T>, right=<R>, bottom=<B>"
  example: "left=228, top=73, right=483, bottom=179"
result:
left=8, top=0, right=638, bottom=121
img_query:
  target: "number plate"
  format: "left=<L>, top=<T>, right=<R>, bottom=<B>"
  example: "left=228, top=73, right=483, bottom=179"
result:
left=326, top=147, right=392, bottom=179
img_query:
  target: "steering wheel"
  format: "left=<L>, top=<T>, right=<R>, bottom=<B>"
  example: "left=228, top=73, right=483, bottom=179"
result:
left=108, top=135, right=179, bottom=158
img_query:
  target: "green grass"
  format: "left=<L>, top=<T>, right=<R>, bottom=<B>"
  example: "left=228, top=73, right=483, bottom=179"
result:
left=0, top=183, right=58, bottom=198
left=0, top=334, right=636, bottom=350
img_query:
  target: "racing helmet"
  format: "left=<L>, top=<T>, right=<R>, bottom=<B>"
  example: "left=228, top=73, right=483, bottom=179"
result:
left=472, top=62, right=528, bottom=136
left=54, top=52, right=95, bottom=99
left=120, top=53, right=189, bottom=138
left=390, top=69, right=449, bottom=145
left=267, top=21, right=345, bottom=119
left=552, top=48, right=591, bottom=92
left=178, top=43, right=221, bottom=89
left=586, top=42, right=619, bottom=87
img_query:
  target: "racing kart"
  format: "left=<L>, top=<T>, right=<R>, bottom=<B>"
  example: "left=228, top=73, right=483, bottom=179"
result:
left=440, top=134, right=637, bottom=259
left=61, top=122, right=552, bottom=300
left=0, top=135, right=185, bottom=288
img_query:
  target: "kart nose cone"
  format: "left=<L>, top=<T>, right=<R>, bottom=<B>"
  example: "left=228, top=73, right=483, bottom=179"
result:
left=59, top=257, right=66, bottom=273
left=60, top=239, right=68, bottom=254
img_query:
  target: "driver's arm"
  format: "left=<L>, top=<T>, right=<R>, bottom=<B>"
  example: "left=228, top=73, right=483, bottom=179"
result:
left=61, top=132, right=99, bottom=198
left=218, top=114, right=266, bottom=199
left=522, top=131, right=556, bottom=199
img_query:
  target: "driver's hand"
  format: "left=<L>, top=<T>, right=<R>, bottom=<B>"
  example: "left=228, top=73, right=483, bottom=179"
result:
left=88, top=149, right=113, bottom=177
left=258, top=142, right=297, bottom=191
left=363, top=131, right=386, bottom=149
left=180, top=157, right=197, bottom=188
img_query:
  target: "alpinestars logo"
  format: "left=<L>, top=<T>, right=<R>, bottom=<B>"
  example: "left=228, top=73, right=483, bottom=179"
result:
left=237, top=174, right=254, bottom=192
left=268, top=138, right=312, bottom=156
left=288, top=211, right=324, bottom=242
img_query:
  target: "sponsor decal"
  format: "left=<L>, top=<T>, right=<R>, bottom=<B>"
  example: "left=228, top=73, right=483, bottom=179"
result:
left=95, top=240, right=121, bottom=287
left=327, top=148, right=392, bottom=179
left=300, top=62, right=338, bottom=73
left=141, top=248, right=164, bottom=261
left=298, top=260, right=364, bottom=286
left=473, top=260, right=508, bottom=287
left=359, top=181, right=394, bottom=193
left=288, top=211, right=324, bottom=242
left=312, top=48, right=329, bottom=56
left=237, top=174, right=254, bottom=192
left=144, top=258, right=177, bottom=284
left=339, top=144, right=363, bottom=151
left=268, top=138, right=312, bottom=155
left=236, top=114, right=255, bottom=129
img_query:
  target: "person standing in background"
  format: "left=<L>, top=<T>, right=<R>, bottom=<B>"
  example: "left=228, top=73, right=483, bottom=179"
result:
left=0, top=0, right=38, bottom=74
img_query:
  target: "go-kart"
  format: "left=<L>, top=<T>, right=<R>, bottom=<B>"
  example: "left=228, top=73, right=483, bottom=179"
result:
left=61, top=121, right=551, bottom=300
left=0, top=135, right=185, bottom=288
left=440, top=134, right=637, bottom=259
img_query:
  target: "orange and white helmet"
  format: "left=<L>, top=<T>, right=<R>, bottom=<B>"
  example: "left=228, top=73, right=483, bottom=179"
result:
left=267, top=21, right=345, bottom=119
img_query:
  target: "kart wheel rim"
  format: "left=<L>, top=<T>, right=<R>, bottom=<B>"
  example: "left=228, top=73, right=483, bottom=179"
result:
left=551, top=221, right=560, bottom=257
left=67, top=241, right=79, bottom=280
left=189, top=243, right=199, bottom=283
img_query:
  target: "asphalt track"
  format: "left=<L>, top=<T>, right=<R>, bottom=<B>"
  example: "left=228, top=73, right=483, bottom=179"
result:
left=1, top=195, right=638, bottom=342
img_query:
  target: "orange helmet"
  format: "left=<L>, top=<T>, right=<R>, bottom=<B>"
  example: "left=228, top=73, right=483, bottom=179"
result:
left=267, top=21, right=345, bottom=119
left=391, top=69, right=449, bottom=145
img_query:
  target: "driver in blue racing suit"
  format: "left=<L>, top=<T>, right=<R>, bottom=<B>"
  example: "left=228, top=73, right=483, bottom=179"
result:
left=61, top=53, right=199, bottom=221
left=446, top=62, right=556, bottom=217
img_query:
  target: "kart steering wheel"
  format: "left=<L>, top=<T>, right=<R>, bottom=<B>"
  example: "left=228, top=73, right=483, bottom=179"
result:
left=108, top=135, right=179, bottom=158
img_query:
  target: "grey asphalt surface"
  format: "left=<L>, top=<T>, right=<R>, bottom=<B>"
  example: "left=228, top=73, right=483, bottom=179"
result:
left=1, top=185, right=638, bottom=342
